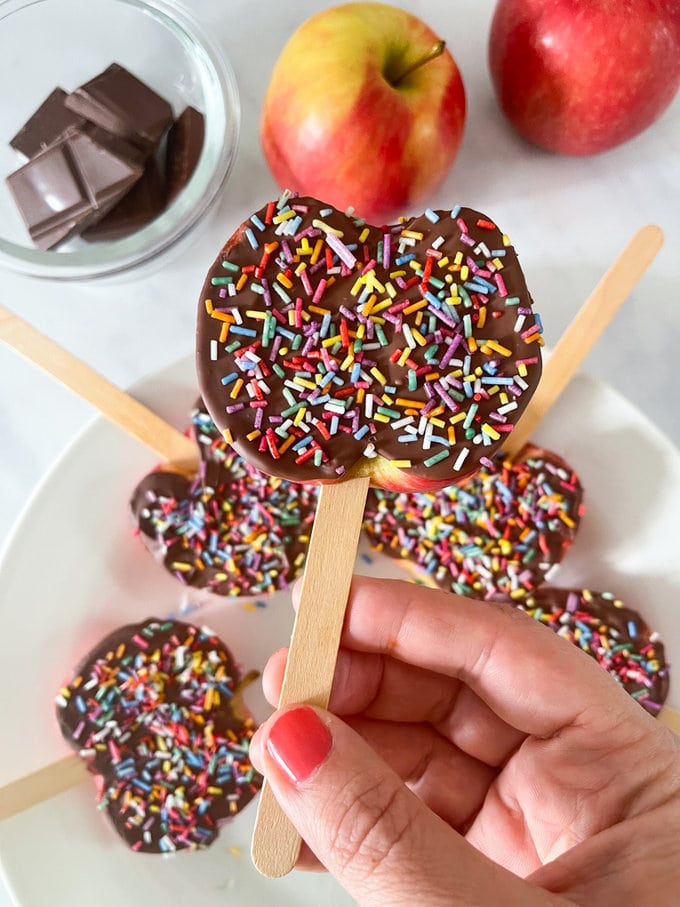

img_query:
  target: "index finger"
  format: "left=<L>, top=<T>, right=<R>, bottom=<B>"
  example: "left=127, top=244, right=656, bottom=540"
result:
left=295, top=576, right=643, bottom=738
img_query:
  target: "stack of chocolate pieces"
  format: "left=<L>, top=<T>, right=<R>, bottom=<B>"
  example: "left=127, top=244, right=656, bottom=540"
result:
left=6, top=63, right=205, bottom=249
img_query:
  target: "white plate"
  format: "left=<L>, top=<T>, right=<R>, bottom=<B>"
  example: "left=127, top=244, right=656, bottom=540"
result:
left=0, top=355, right=679, bottom=907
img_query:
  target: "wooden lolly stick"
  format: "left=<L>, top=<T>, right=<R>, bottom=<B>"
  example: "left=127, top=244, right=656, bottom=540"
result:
left=660, top=706, right=680, bottom=736
left=0, top=304, right=197, bottom=472
left=251, top=475, right=370, bottom=878
left=0, top=755, right=89, bottom=822
left=504, top=225, right=664, bottom=458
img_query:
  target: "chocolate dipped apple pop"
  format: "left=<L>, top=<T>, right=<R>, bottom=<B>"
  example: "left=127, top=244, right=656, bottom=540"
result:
left=56, top=617, right=261, bottom=853
left=196, top=193, right=543, bottom=877
left=196, top=195, right=543, bottom=491
left=363, top=443, right=584, bottom=601
left=518, top=588, right=670, bottom=716
left=131, top=399, right=318, bottom=597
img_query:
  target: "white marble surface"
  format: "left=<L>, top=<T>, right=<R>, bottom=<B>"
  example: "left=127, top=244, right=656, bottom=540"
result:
left=0, top=0, right=678, bottom=903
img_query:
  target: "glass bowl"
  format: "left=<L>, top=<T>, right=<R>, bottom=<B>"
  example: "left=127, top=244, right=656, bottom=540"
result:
left=0, top=0, right=240, bottom=280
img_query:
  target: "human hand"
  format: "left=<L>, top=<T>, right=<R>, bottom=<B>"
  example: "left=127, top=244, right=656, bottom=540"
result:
left=249, top=577, right=680, bottom=906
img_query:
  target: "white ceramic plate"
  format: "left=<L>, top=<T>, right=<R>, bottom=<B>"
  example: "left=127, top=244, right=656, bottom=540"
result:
left=0, top=355, right=679, bottom=907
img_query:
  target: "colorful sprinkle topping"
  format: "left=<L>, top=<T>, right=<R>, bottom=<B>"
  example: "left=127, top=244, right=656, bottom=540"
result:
left=197, top=196, right=543, bottom=486
left=56, top=618, right=262, bottom=853
left=131, top=400, right=319, bottom=597
left=518, top=588, right=670, bottom=715
left=363, top=445, right=583, bottom=600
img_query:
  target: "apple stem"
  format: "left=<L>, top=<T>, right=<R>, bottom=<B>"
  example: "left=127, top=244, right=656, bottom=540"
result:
left=390, top=40, right=446, bottom=86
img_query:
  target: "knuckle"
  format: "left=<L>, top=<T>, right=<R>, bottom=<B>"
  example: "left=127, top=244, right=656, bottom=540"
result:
left=324, top=771, right=415, bottom=882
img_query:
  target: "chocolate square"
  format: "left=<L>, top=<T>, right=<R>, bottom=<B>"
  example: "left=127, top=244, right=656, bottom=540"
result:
left=64, top=63, right=173, bottom=154
left=82, top=151, right=166, bottom=241
left=9, top=88, right=87, bottom=160
left=6, top=127, right=143, bottom=249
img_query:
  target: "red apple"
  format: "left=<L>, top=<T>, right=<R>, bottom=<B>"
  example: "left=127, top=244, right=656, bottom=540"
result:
left=260, top=2, right=466, bottom=221
left=488, top=0, right=680, bottom=155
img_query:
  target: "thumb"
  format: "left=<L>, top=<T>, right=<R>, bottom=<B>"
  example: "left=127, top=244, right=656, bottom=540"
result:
left=250, top=706, right=553, bottom=907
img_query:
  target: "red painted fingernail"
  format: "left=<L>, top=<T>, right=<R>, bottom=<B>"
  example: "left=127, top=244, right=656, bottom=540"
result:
left=265, top=707, right=332, bottom=784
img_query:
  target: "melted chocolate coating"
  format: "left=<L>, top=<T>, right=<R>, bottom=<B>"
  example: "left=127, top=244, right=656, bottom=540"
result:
left=363, top=444, right=584, bottom=600
left=197, top=196, right=543, bottom=486
left=56, top=618, right=261, bottom=853
left=518, top=588, right=670, bottom=715
left=130, top=399, right=318, bottom=596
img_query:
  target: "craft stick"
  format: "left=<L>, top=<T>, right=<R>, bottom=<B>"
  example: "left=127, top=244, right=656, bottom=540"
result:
left=0, top=304, right=197, bottom=472
left=0, top=755, right=89, bottom=822
left=504, top=225, right=664, bottom=457
left=660, top=706, right=680, bottom=736
left=251, top=475, right=370, bottom=878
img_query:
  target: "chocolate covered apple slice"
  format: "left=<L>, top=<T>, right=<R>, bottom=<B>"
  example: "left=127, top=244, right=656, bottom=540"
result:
left=197, top=195, right=543, bottom=491
left=363, top=443, right=584, bottom=600
left=56, top=617, right=262, bottom=852
left=131, top=399, right=318, bottom=596
left=518, top=588, right=670, bottom=715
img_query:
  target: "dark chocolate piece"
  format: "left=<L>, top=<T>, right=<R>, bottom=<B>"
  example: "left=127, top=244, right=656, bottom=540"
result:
left=5, top=128, right=143, bottom=249
left=82, top=150, right=165, bottom=241
left=81, top=122, right=146, bottom=169
left=65, top=63, right=173, bottom=154
left=518, top=588, right=670, bottom=715
left=56, top=618, right=262, bottom=853
left=165, top=106, right=204, bottom=201
left=9, top=88, right=87, bottom=159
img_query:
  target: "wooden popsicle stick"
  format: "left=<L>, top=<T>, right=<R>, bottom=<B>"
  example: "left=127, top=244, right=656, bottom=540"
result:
left=0, top=304, right=198, bottom=472
left=251, top=475, right=370, bottom=878
left=660, top=706, right=680, bottom=736
left=0, top=755, right=89, bottom=822
left=504, top=224, right=664, bottom=458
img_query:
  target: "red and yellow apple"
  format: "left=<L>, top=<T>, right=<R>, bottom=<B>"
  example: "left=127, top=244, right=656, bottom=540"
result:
left=488, top=0, right=680, bottom=155
left=260, top=2, right=466, bottom=222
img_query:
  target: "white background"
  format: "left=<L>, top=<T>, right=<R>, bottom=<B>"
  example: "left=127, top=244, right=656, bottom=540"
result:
left=0, top=0, right=678, bottom=903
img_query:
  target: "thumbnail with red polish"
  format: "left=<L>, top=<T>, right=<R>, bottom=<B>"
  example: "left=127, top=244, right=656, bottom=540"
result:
left=266, top=707, right=332, bottom=784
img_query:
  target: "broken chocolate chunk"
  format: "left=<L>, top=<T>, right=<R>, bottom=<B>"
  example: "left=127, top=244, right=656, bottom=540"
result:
left=64, top=63, right=173, bottom=154
left=6, top=128, right=143, bottom=249
left=82, top=150, right=166, bottom=241
left=9, top=88, right=87, bottom=160
left=165, top=106, right=205, bottom=201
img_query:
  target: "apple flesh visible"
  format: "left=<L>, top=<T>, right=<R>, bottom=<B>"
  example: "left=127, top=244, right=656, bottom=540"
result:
left=488, top=0, right=680, bottom=155
left=261, top=2, right=466, bottom=222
